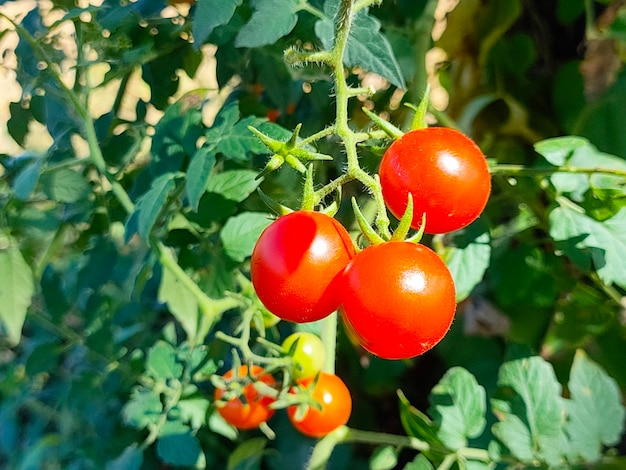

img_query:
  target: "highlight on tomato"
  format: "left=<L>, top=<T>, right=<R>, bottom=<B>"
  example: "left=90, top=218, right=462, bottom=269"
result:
left=340, top=241, right=456, bottom=360
left=378, top=127, right=491, bottom=234
left=213, top=365, right=276, bottom=430
left=287, top=372, right=352, bottom=438
left=251, top=211, right=356, bottom=323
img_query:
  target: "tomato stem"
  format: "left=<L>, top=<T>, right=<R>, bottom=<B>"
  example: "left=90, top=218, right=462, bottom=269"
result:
left=321, top=311, right=339, bottom=374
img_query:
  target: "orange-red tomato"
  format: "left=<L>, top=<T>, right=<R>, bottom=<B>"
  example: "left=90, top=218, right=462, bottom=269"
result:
left=214, top=365, right=276, bottom=429
left=288, top=372, right=352, bottom=438
left=379, top=127, right=491, bottom=234
left=340, top=242, right=456, bottom=359
left=251, top=211, right=356, bottom=323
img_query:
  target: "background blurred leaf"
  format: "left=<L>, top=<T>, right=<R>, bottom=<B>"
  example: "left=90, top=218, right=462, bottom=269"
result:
left=0, top=241, right=34, bottom=346
left=192, top=0, right=242, bottom=46
left=235, top=0, right=300, bottom=48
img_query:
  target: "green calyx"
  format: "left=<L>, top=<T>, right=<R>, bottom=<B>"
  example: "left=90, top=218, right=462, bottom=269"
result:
left=249, top=124, right=333, bottom=179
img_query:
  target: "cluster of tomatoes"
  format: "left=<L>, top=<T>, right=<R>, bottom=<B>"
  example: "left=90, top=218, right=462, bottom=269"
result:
left=251, top=127, right=491, bottom=359
left=214, top=126, right=490, bottom=437
left=214, top=332, right=351, bottom=438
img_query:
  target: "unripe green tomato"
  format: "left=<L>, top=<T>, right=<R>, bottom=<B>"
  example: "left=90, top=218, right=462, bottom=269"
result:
left=282, top=332, right=326, bottom=380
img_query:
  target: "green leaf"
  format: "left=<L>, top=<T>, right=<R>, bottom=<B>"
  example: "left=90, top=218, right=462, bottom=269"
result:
left=535, top=137, right=626, bottom=201
left=220, top=212, right=273, bottom=262
left=178, top=396, right=211, bottom=430
left=192, top=0, right=243, bottom=46
left=206, top=170, right=263, bottom=202
left=25, top=341, right=61, bottom=376
left=557, top=0, right=584, bottom=23
left=0, top=241, right=34, bottom=346
left=122, top=388, right=163, bottom=429
left=235, top=0, right=299, bottom=48
left=228, top=437, right=266, bottom=470
left=549, top=206, right=626, bottom=289
left=315, top=1, right=406, bottom=89
left=397, top=390, right=443, bottom=448
left=204, top=102, right=273, bottom=161
left=208, top=411, right=238, bottom=440
left=157, top=264, right=201, bottom=342
left=40, top=168, right=91, bottom=203
left=13, top=158, right=42, bottom=200
left=402, top=454, right=434, bottom=470
left=428, top=367, right=487, bottom=450
left=185, top=146, right=217, bottom=211
left=146, top=340, right=184, bottom=380
left=217, top=118, right=270, bottom=160
left=126, top=172, right=177, bottom=242
left=491, top=355, right=568, bottom=466
left=565, top=350, right=626, bottom=462
left=106, top=445, right=143, bottom=470
left=156, top=432, right=202, bottom=467
left=370, top=445, right=398, bottom=470
left=151, top=97, right=204, bottom=174
left=534, top=136, right=589, bottom=166
left=441, top=219, right=491, bottom=302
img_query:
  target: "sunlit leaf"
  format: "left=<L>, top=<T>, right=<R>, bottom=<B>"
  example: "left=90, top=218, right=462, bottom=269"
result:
left=491, top=354, right=568, bottom=466
left=440, top=219, right=491, bottom=302
left=146, top=340, right=184, bottom=380
left=158, top=263, right=200, bottom=342
left=565, top=350, right=626, bottom=462
left=0, top=241, right=34, bottom=346
left=429, top=367, right=487, bottom=450
left=549, top=206, right=626, bottom=289
left=220, top=212, right=273, bottom=262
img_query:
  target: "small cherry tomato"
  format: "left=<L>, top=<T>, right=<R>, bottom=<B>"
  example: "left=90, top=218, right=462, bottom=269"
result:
left=379, top=127, right=491, bottom=234
left=251, top=211, right=356, bottom=323
left=288, top=372, right=352, bottom=438
left=214, top=365, right=276, bottom=429
left=340, top=241, right=456, bottom=359
left=282, top=332, right=326, bottom=380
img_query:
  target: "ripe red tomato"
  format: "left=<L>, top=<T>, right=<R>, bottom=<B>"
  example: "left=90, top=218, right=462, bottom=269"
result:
left=288, top=372, right=352, bottom=438
left=251, top=211, right=356, bottom=323
left=340, top=241, right=456, bottom=359
left=379, top=127, right=491, bottom=234
left=214, top=365, right=276, bottom=429
left=282, top=332, right=326, bottom=380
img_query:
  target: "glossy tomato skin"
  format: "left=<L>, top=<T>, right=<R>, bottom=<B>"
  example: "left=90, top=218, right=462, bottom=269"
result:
left=288, top=372, right=352, bottom=438
left=251, top=211, right=356, bottom=323
left=282, top=332, right=326, bottom=380
left=214, top=365, right=276, bottom=430
left=379, top=127, right=491, bottom=234
left=340, top=242, right=456, bottom=360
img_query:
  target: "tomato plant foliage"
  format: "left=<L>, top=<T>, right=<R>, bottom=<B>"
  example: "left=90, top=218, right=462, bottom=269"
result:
left=0, top=0, right=625, bottom=469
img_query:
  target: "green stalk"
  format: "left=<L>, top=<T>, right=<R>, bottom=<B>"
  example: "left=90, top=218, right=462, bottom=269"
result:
left=321, top=311, right=339, bottom=373
left=491, top=164, right=626, bottom=178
